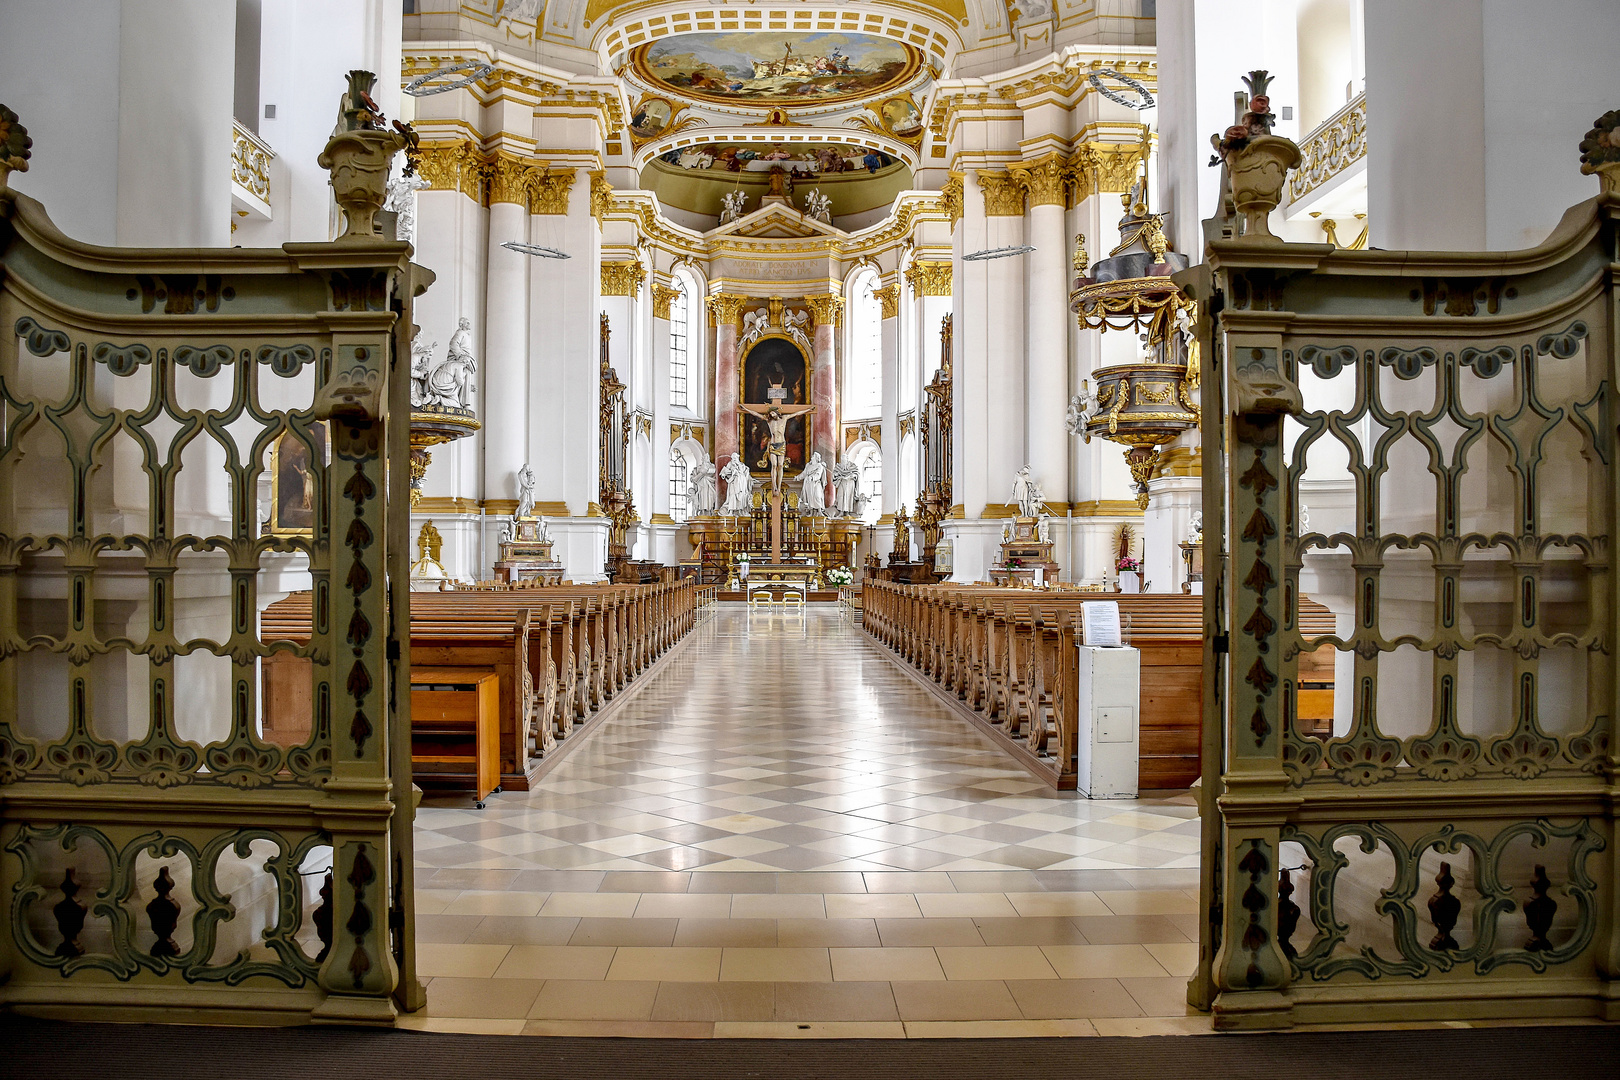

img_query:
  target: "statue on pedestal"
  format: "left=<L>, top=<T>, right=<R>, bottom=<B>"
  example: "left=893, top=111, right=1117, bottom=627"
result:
left=720, top=452, right=754, bottom=515
left=1010, top=465, right=1046, bottom=518
left=831, top=459, right=861, bottom=517
left=799, top=452, right=828, bottom=514
left=515, top=463, right=536, bottom=521
left=689, top=459, right=719, bottom=516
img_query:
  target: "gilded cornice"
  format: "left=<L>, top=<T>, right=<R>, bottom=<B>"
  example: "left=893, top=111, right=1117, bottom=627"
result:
left=651, top=282, right=680, bottom=320
left=705, top=293, right=749, bottom=328
left=805, top=294, right=844, bottom=328
left=590, top=171, right=614, bottom=224
left=976, top=171, right=1025, bottom=217
left=531, top=169, right=576, bottom=215
left=905, top=260, right=952, bottom=297
left=873, top=284, right=900, bottom=319
left=939, top=172, right=964, bottom=229
left=1008, top=154, right=1068, bottom=208
left=1069, top=142, right=1149, bottom=200
left=601, top=260, right=647, bottom=297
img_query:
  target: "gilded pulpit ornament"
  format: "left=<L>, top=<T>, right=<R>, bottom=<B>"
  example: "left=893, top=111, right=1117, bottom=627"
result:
left=407, top=321, right=482, bottom=506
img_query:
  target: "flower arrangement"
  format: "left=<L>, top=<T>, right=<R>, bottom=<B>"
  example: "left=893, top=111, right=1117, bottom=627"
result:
left=1115, top=557, right=1141, bottom=573
left=826, top=566, right=853, bottom=588
left=736, top=552, right=750, bottom=563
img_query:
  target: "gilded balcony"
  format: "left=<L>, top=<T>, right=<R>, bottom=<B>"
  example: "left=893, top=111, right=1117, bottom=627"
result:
left=231, top=119, right=275, bottom=221
left=1287, top=92, right=1366, bottom=205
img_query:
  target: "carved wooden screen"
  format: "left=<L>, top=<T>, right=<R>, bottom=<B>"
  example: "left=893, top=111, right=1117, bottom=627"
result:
left=1188, top=186, right=1619, bottom=1027
left=0, top=184, right=424, bottom=1022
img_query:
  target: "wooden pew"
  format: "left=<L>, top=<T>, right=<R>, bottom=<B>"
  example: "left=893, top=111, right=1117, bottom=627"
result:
left=261, top=579, right=700, bottom=791
left=860, top=582, right=1338, bottom=790
left=410, top=667, right=501, bottom=806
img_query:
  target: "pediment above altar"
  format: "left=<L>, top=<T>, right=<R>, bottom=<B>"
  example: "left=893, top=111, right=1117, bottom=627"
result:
left=707, top=203, right=847, bottom=242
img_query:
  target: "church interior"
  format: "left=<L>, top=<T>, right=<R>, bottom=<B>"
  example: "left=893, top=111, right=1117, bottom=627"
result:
left=2, top=0, right=1620, bottom=1069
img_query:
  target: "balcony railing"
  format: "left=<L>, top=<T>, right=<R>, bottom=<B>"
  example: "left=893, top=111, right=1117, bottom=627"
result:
left=1288, top=92, right=1365, bottom=202
left=231, top=120, right=274, bottom=205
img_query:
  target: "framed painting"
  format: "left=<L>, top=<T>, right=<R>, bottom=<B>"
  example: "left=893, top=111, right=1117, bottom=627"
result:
left=268, top=423, right=327, bottom=536
left=740, top=337, right=809, bottom=478
left=629, top=96, right=673, bottom=141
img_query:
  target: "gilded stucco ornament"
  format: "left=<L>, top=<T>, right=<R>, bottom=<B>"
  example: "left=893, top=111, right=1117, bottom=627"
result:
left=1578, top=109, right=1620, bottom=195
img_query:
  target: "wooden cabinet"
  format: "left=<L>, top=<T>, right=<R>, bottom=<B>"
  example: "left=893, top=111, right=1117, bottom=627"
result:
left=409, top=667, right=501, bottom=806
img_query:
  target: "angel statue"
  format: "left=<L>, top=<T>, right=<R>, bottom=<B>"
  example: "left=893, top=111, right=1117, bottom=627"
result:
left=720, top=189, right=748, bottom=225
left=782, top=306, right=813, bottom=352
left=803, top=188, right=832, bottom=224
left=515, top=464, right=536, bottom=520
left=1066, top=379, right=1095, bottom=440
left=740, top=306, right=770, bottom=349
left=409, top=332, right=437, bottom=409
left=689, top=459, right=719, bottom=516
left=423, top=317, right=477, bottom=409
left=384, top=168, right=430, bottom=244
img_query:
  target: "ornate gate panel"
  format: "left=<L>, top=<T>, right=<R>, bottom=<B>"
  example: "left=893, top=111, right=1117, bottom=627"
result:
left=1187, top=133, right=1620, bottom=1027
left=0, top=116, right=427, bottom=1023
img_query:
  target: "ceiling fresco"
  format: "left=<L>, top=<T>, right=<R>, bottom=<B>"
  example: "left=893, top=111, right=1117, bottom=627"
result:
left=629, top=31, right=924, bottom=108
left=656, top=142, right=900, bottom=176
left=641, top=146, right=912, bottom=221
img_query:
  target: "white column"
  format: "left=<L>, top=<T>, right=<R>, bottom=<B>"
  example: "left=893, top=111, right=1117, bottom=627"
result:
left=483, top=199, right=530, bottom=559
left=1025, top=198, right=1070, bottom=520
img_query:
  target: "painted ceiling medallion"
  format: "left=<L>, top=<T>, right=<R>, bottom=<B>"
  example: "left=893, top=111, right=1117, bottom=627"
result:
left=630, top=32, right=923, bottom=108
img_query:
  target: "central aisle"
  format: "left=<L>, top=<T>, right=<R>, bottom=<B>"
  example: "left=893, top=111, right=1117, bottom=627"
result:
left=410, top=605, right=1205, bottom=1037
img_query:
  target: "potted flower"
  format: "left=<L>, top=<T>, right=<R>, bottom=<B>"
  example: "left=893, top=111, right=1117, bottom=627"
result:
left=736, top=551, right=750, bottom=581
left=826, top=566, right=853, bottom=589
left=1116, top=556, right=1142, bottom=594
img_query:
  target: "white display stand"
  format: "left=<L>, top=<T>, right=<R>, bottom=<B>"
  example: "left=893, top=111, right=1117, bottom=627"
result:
left=1074, top=643, right=1141, bottom=799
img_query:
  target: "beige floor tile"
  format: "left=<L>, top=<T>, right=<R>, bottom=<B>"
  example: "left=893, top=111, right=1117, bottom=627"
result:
left=904, top=1019, right=1098, bottom=1038
left=1120, top=976, right=1197, bottom=1017
left=915, top=892, right=1020, bottom=919
left=566, top=917, right=677, bottom=947
left=720, top=947, right=832, bottom=982
left=830, top=947, right=945, bottom=982
left=863, top=872, right=957, bottom=893
left=633, top=892, right=733, bottom=919
left=874, top=918, right=985, bottom=947
left=1070, top=914, right=1191, bottom=945
left=528, top=979, right=659, bottom=1020
left=973, top=917, right=1089, bottom=946
left=416, top=943, right=513, bottom=979
left=714, top=1021, right=906, bottom=1039
left=1039, top=944, right=1172, bottom=980
left=673, top=918, right=778, bottom=947
left=777, top=918, right=882, bottom=948
left=426, top=976, right=544, bottom=1019
left=890, top=980, right=1021, bottom=1021
left=1144, top=941, right=1200, bottom=977
left=492, top=944, right=617, bottom=980
left=935, top=945, right=1058, bottom=981
left=652, top=980, right=776, bottom=1021
left=465, top=916, right=580, bottom=946
left=1092, top=1015, right=1215, bottom=1037
left=520, top=1019, right=713, bottom=1038
left=1095, top=889, right=1200, bottom=916
left=773, top=980, right=899, bottom=1022
left=413, top=889, right=462, bottom=916
left=1003, top=891, right=1111, bottom=917
left=825, top=893, right=923, bottom=920
left=729, top=893, right=827, bottom=920
left=1006, top=978, right=1147, bottom=1019
left=396, top=1016, right=528, bottom=1035
left=775, top=872, right=869, bottom=894
left=442, top=891, right=550, bottom=918
left=607, top=946, right=723, bottom=982
left=539, top=891, right=640, bottom=918
left=416, top=914, right=484, bottom=944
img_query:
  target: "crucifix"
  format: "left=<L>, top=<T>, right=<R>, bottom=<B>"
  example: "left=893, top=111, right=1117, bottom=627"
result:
left=738, top=401, right=816, bottom=564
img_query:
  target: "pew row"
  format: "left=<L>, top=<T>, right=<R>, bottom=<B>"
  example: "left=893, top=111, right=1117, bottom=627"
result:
left=860, top=583, right=1337, bottom=790
left=261, top=580, right=704, bottom=791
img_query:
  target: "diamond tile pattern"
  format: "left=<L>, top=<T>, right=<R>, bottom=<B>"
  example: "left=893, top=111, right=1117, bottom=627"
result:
left=410, top=606, right=1207, bottom=1037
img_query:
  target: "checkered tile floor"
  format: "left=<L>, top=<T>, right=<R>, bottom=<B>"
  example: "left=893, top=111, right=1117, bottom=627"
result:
left=415, top=606, right=1201, bottom=876
left=407, top=605, right=1208, bottom=1037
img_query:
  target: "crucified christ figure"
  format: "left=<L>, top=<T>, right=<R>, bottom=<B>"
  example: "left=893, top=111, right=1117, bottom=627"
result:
left=739, top=402, right=816, bottom=494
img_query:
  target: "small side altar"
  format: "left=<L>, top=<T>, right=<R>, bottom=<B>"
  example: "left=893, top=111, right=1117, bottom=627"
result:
left=494, top=515, right=564, bottom=585
left=740, top=561, right=820, bottom=598
left=989, top=517, right=1060, bottom=587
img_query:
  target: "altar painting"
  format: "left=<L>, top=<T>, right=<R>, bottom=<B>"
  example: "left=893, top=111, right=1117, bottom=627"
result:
left=741, top=337, right=808, bottom=477
left=633, top=32, right=921, bottom=108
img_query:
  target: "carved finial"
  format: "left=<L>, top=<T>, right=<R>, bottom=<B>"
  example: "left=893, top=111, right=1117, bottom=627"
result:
left=1523, top=864, right=1557, bottom=952
left=1578, top=109, right=1620, bottom=196
left=1427, top=861, right=1461, bottom=951
left=0, top=104, right=33, bottom=190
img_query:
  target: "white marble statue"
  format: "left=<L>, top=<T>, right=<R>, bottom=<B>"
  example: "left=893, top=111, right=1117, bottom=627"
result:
left=384, top=169, right=430, bottom=244
left=830, top=459, right=861, bottom=516
left=419, top=317, right=477, bottom=410
left=740, top=307, right=769, bottom=349
left=1188, top=510, right=1204, bottom=540
left=719, top=452, right=754, bottom=515
left=515, top=464, right=536, bottom=520
left=803, top=188, right=832, bottom=223
left=498, top=519, right=515, bottom=545
left=689, top=459, right=719, bottom=516
left=1066, top=381, right=1096, bottom=437
left=1038, top=516, right=1050, bottom=543
left=409, top=332, right=437, bottom=409
left=720, top=190, right=748, bottom=224
left=536, top=515, right=552, bottom=542
left=799, top=452, right=829, bottom=514
left=1010, top=465, right=1045, bottom=518
left=782, top=306, right=813, bottom=353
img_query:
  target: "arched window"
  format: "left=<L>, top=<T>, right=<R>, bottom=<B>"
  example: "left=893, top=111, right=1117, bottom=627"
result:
left=669, top=451, right=689, bottom=523
left=669, top=273, right=693, bottom=409
left=844, top=268, right=882, bottom=420
left=847, top=439, right=882, bottom=526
